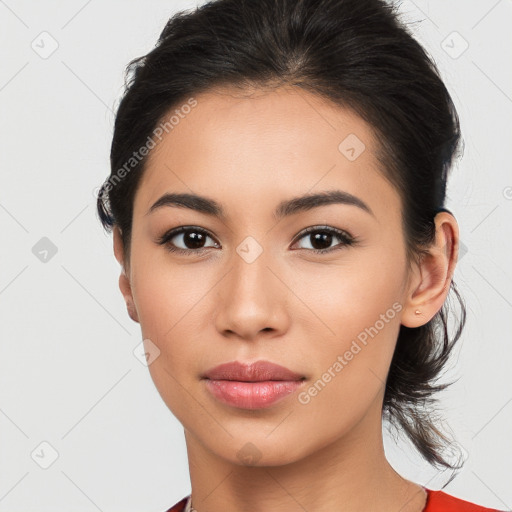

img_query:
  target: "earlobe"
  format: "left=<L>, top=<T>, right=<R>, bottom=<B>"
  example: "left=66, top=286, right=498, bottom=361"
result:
left=401, top=212, right=459, bottom=328
left=113, top=226, right=140, bottom=324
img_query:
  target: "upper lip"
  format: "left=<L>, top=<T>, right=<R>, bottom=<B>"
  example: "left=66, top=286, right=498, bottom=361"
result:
left=202, top=360, right=305, bottom=382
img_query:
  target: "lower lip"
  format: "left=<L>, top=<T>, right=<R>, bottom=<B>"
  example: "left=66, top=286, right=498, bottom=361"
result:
left=203, top=379, right=304, bottom=409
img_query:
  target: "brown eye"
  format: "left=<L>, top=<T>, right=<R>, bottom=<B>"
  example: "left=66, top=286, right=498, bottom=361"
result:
left=292, top=226, right=355, bottom=254
left=157, top=226, right=220, bottom=254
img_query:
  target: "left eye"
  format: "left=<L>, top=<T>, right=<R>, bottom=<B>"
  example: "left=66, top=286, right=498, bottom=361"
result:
left=292, top=226, right=355, bottom=253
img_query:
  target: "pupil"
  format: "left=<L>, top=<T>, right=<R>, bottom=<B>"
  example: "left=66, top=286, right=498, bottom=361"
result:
left=311, top=232, right=332, bottom=250
left=185, top=231, right=205, bottom=249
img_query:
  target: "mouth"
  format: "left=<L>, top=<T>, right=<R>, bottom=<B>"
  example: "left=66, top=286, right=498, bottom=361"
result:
left=203, top=379, right=305, bottom=409
left=202, top=359, right=305, bottom=382
left=201, top=360, right=306, bottom=409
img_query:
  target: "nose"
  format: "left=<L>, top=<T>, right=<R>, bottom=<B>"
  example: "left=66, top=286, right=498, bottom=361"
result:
left=213, top=243, right=291, bottom=342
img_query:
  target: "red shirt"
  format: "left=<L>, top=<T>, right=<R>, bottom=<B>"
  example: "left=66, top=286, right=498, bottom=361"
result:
left=164, top=489, right=506, bottom=511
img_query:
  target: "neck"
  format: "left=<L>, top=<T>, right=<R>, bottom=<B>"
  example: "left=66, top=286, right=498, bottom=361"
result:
left=183, top=399, right=427, bottom=512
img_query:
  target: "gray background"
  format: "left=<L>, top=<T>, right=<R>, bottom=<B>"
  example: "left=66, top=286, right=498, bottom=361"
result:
left=0, top=0, right=511, bottom=511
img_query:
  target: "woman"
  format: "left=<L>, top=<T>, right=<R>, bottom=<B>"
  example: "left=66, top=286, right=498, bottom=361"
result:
left=96, top=0, right=506, bottom=510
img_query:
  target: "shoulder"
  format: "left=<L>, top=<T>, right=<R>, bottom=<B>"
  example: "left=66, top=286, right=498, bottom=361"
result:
left=163, top=491, right=509, bottom=512
left=163, top=495, right=190, bottom=512
left=425, top=489, right=508, bottom=512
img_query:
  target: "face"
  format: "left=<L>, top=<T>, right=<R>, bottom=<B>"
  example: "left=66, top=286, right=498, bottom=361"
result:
left=116, top=85, right=419, bottom=466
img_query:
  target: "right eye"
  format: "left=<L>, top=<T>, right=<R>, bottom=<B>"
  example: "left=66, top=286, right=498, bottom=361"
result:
left=157, top=226, right=220, bottom=255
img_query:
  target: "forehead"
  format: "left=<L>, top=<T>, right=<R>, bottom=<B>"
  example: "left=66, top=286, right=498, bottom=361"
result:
left=135, top=85, right=400, bottom=222
left=149, top=85, right=378, bottom=161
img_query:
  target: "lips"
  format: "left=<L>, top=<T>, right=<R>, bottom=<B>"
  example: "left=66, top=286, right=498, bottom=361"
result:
left=202, top=360, right=305, bottom=382
left=202, top=360, right=306, bottom=410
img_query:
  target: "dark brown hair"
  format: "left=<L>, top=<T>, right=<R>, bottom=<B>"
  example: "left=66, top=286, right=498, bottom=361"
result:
left=97, top=0, right=466, bottom=470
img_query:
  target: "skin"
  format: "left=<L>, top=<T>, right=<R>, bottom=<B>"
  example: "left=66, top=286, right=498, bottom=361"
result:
left=113, top=85, right=459, bottom=512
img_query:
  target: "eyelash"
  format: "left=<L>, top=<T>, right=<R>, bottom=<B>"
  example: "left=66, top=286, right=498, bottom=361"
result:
left=157, top=225, right=357, bottom=256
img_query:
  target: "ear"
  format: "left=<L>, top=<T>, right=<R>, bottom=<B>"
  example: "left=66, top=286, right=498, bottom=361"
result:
left=401, top=212, right=459, bottom=327
left=113, top=226, right=139, bottom=323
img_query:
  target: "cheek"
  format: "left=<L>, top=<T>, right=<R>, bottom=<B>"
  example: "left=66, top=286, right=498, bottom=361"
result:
left=130, top=246, right=208, bottom=338
left=288, top=247, right=406, bottom=336
left=294, top=284, right=403, bottom=438
left=291, top=250, right=406, bottom=390
left=129, top=248, right=219, bottom=396
left=130, top=258, right=207, bottom=422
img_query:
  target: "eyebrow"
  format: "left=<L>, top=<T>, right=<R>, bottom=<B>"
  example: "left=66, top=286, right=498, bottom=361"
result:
left=146, top=190, right=374, bottom=220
